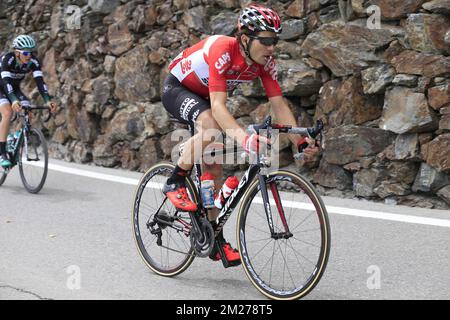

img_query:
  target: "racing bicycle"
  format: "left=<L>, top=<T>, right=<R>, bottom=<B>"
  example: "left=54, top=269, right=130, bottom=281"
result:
left=132, top=116, right=330, bottom=300
left=0, top=105, right=51, bottom=193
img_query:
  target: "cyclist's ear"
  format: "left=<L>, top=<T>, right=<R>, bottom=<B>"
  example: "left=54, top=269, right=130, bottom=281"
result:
left=241, top=34, right=249, bottom=46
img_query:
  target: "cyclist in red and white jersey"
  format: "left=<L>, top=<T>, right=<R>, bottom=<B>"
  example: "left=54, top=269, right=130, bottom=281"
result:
left=161, top=5, right=319, bottom=265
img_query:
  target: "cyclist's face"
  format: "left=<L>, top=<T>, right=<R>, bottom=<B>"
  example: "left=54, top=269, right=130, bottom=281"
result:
left=246, top=31, right=278, bottom=65
left=15, top=50, right=32, bottom=64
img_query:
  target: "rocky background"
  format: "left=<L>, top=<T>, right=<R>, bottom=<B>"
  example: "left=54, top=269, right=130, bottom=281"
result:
left=0, top=0, right=449, bottom=208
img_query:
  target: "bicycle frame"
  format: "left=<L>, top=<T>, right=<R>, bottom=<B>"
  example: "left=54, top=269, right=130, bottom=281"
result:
left=187, top=115, right=323, bottom=240
left=188, top=127, right=285, bottom=239
left=5, top=106, right=50, bottom=170
left=6, top=120, right=28, bottom=168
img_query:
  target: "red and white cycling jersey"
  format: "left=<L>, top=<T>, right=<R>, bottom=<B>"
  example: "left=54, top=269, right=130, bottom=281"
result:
left=168, top=35, right=282, bottom=100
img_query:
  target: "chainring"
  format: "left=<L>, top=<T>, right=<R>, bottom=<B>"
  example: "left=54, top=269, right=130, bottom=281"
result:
left=190, top=217, right=214, bottom=258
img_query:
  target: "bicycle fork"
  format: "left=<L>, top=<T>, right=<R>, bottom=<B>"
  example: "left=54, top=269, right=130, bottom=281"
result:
left=258, top=175, right=293, bottom=240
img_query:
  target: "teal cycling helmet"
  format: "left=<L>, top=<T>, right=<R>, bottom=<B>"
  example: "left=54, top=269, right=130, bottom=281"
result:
left=12, top=35, right=36, bottom=50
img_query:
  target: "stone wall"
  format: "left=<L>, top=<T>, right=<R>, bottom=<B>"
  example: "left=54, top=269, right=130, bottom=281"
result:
left=1, top=0, right=449, bottom=208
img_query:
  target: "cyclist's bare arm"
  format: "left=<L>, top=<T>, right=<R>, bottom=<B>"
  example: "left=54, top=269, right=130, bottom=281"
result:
left=269, top=95, right=304, bottom=145
left=210, top=91, right=247, bottom=146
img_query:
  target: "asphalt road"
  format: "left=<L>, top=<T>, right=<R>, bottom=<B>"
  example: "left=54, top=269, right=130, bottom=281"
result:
left=1, top=159, right=449, bottom=300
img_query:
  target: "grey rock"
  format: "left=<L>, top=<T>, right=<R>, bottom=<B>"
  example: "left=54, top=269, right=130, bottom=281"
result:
left=107, top=106, right=145, bottom=143
left=138, top=138, right=161, bottom=172
left=183, top=6, right=209, bottom=33
left=93, top=135, right=118, bottom=167
left=211, top=11, right=238, bottom=36
left=72, top=142, right=93, bottom=164
left=405, top=13, right=450, bottom=55
left=437, top=185, right=450, bottom=205
left=379, top=87, right=439, bottom=134
left=374, top=182, right=411, bottom=199
left=421, top=133, right=450, bottom=172
left=412, top=162, right=450, bottom=192
left=391, top=50, right=450, bottom=78
left=114, top=45, right=160, bottom=103
left=392, top=74, right=418, bottom=87
left=422, top=0, right=450, bottom=15
left=319, top=4, right=341, bottom=24
left=393, top=133, right=420, bottom=160
left=141, top=102, right=173, bottom=137
left=361, top=65, right=395, bottom=94
left=370, top=0, right=428, bottom=20
left=92, top=75, right=111, bottom=107
left=88, top=0, right=120, bottom=14
left=157, top=2, right=173, bottom=25
left=104, top=55, right=116, bottom=73
left=301, top=23, right=394, bottom=77
left=353, top=168, right=385, bottom=197
left=280, top=19, right=306, bottom=41
left=323, top=126, right=395, bottom=165
left=314, top=159, right=353, bottom=190
left=277, top=60, right=323, bottom=97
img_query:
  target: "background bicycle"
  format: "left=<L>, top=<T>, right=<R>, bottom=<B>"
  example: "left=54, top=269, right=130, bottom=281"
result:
left=0, top=105, right=51, bottom=193
left=132, top=116, right=331, bottom=300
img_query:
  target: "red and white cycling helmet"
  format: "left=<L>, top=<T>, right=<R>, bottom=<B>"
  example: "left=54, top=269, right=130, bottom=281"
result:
left=238, top=4, right=282, bottom=34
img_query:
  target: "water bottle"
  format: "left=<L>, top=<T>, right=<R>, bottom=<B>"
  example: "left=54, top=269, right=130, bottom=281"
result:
left=200, top=172, right=215, bottom=209
left=214, top=176, right=239, bottom=209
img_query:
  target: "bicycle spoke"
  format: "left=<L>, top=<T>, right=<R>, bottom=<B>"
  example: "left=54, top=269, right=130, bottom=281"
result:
left=246, top=237, right=274, bottom=261
left=290, top=235, right=321, bottom=249
left=268, top=239, right=276, bottom=288
left=286, top=239, right=318, bottom=267
left=290, top=212, right=316, bottom=233
left=275, top=240, right=297, bottom=289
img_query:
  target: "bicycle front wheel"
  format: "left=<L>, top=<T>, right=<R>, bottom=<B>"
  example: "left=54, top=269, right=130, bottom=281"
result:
left=0, top=169, right=7, bottom=186
left=237, top=170, right=330, bottom=300
left=18, top=128, right=48, bottom=194
left=132, top=162, right=198, bottom=277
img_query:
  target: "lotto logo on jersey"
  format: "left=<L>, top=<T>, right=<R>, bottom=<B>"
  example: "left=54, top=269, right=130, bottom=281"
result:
left=264, top=57, right=278, bottom=81
left=215, top=52, right=231, bottom=72
left=181, top=59, right=192, bottom=74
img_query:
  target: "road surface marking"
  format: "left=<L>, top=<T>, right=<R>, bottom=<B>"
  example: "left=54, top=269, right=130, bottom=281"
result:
left=25, top=161, right=450, bottom=228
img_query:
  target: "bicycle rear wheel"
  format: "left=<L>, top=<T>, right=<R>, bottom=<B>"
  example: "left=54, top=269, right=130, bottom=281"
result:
left=18, top=128, right=48, bottom=194
left=132, top=162, right=198, bottom=277
left=237, top=170, right=330, bottom=300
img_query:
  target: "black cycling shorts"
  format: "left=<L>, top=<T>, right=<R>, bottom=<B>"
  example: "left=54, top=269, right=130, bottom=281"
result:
left=161, top=73, right=210, bottom=127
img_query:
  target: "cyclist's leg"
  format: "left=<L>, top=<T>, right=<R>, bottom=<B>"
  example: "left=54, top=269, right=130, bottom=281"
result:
left=13, top=90, right=30, bottom=131
left=0, top=89, right=13, bottom=165
left=162, top=74, right=240, bottom=264
left=161, top=74, right=215, bottom=210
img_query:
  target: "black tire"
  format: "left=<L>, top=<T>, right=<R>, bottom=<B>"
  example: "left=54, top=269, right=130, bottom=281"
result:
left=237, top=170, right=331, bottom=300
left=132, top=162, right=198, bottom=277
left=18, top=128, right=48, bottom=194
left=0, top=170, right=7, bottom=186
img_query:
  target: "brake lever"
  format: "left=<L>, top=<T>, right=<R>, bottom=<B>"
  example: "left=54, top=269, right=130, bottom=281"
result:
left=307, top=119, right=324, bottom=139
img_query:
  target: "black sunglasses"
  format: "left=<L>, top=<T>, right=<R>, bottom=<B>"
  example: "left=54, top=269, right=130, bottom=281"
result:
left=248, top=35, right=279, bottom=46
